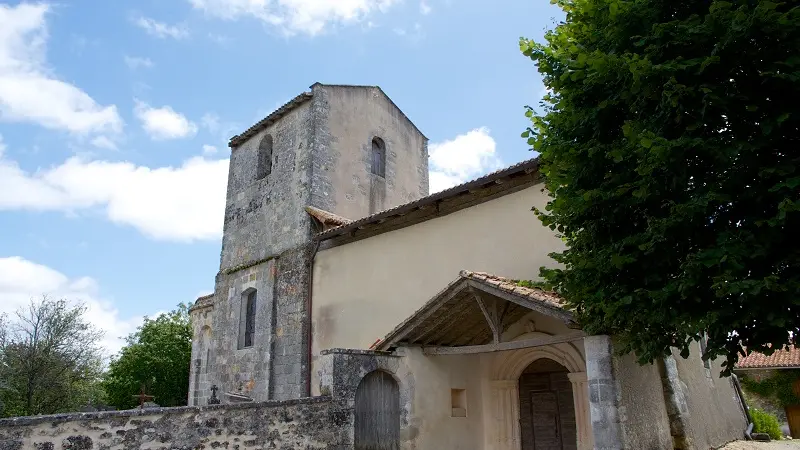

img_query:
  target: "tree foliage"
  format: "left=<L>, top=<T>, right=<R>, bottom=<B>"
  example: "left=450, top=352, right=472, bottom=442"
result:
left=741, top=369, right=800, bottom=407
left=521, top=0, right=799, bottom=374
left=102, top=304, right=192, bottom=410
left=0, top=296, right=105, bottom=417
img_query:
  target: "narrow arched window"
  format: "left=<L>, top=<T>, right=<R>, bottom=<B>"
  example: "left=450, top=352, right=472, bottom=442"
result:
left=256, top=135, right=273, bottom=180
left=239, top=290, right=256, bottom=349
left=371, top=137, right=386, bottom=178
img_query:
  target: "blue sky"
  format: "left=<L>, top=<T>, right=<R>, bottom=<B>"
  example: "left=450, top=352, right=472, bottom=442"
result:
left=0, top=0, right=562, bottom=355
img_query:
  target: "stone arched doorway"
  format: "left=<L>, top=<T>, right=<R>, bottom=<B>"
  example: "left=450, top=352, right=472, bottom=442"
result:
left=488, top=333, right=592, bottom=450
left=354, top=370, right=400, bottom=450
left=518, top=358, right=577, bottom=450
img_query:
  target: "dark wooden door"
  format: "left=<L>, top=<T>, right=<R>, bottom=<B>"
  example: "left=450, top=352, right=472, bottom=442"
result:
left=355, top=371, right=400, bottom=450
left=530, top=391, right=563, bottom=450
left=519, top=371, right=577, bottom=450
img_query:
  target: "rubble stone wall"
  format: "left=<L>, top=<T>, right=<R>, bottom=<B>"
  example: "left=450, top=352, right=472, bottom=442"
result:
left=0, top=397, right=349, bottom=450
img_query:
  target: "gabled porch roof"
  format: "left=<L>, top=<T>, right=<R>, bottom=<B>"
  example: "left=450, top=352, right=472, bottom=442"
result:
left=374, top=271, right=582, bottom=354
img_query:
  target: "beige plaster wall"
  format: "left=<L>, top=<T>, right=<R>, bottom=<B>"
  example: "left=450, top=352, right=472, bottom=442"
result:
left=319, top=84, right=428, bottom=220
left=611, top=351, right=674, bottom=449
left=394, top=347, right=485, bottom=450
left=311, top=184, right=564, bottom=378
left=674, top=346, right=748, bottom=448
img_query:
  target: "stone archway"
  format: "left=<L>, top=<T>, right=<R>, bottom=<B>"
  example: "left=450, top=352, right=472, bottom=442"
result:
left=488, top=332, right=592, bottom=450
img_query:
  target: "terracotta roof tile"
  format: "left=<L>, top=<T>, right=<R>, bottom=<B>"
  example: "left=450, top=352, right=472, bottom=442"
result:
left=315, top=158, right=540, bottom=241
left=305, top=206, right=352, bottom=227
left=460, top=270, right=567, bottom=310
left=737, top=347, right=800, bottom=369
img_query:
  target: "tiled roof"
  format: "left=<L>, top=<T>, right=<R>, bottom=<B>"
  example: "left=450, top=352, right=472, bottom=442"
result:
left=315, top=157, right=540, bottom=241
left=228, top=92, right=313, bottom=147
left=191, top=293, right=214, bottom=311
left=460, top=270, right=567, bottom=310
left=305, top=206, right=352, bottom=227
left=737, top=347, right=800, bottom=369
left=375, top=270, right=572, bottom=351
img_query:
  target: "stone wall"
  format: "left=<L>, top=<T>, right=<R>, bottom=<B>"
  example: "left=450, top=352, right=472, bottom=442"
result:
left=211, top=260, right=278, bottom=403
left=221, top=100, right=314, bottom=272
left=0, top=397, right=349, bottom=450
left=309, top=84, right=429, bottom=221
left=673, top=347, right=748, bottom=449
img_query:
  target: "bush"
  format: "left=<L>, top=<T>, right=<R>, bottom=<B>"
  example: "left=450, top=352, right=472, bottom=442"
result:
left=751, top=408, right=783, bottom=440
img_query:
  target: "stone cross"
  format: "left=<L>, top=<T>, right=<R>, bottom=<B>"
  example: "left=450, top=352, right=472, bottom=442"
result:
left=208, top=384, right=221, bottom=405
left=132, top=385, right=155, bottom=409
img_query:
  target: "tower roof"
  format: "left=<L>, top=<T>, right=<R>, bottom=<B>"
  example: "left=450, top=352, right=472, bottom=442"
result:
left=228, top=83, right=426, bottom=148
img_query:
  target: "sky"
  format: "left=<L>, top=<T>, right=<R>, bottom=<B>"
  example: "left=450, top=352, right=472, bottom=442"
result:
left=0, top=0, right=563, bottom=357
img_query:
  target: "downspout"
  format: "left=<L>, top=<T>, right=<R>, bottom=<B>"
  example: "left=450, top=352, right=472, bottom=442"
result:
left=731, top=373, right=754, bottom=439
left=305, top=237, right=321, bottom=397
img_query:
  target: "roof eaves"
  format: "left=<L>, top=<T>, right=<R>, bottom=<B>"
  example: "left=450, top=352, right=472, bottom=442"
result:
left=229, top=91, right=314, bottom=148
left=314, top=157, right=540, bottom=241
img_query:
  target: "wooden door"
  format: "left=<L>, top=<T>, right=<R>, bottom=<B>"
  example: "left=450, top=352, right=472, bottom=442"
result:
left=355, top=371, right=400, bottom=450
left=519, top=371, right=577, bottom=450
left=531, top=391, right=563, bottom=450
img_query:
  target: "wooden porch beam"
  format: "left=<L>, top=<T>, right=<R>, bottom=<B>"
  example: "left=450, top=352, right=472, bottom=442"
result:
left=422, top=331, right=585, bottom=356
left=466, top=279, right=577, bottom=327
left=470, top=286, right=501, bottom=344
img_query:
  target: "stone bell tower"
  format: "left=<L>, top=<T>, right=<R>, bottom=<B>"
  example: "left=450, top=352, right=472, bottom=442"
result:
left=188, top=83, right=429, bottom=404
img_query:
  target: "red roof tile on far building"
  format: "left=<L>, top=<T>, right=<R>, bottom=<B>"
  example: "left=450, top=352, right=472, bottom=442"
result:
left=737, top=346, right=800, bottom=369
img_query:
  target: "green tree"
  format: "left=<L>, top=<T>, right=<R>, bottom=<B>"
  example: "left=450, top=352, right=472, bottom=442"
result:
left=521, top=0, right=799, bottom=374
left=102, top=304, right=192, bottom=409
left=0, top=296, right=105, bottom=417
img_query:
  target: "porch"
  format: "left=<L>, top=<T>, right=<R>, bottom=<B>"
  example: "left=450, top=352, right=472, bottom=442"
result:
left=369, top=270, right=609, bottom=450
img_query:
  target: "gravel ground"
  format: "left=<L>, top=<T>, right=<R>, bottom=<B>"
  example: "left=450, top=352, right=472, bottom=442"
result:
left=721, top=441, right=800, bottom=449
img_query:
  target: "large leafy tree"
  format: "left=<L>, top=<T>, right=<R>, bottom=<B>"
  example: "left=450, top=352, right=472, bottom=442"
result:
left=522, top=0, right=799, bottom=374
left=0, top=296, right=105, bottom=417
left=102, top=304, right=192, bottom=409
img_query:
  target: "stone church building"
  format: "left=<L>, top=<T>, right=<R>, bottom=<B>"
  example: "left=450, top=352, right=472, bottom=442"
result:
left=186, top=83, right=748, bottom=449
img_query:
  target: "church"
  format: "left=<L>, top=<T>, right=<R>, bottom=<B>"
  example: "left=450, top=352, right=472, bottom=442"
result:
left=187, top=83, right=749, bottom=449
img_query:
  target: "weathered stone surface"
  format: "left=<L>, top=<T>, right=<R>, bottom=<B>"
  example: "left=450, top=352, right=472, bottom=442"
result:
left=0, top=397, right=349, bottom=449
left=188, top=84, right=429, bottom=405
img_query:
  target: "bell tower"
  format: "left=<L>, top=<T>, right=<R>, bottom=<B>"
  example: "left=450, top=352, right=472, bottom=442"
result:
left=188, top=83, right=428, bottom=404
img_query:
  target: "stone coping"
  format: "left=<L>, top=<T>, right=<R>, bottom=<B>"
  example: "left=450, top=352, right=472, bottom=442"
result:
left=320, top=348, right=399, bottom=357
left=0, top=395, right=332, bottom=428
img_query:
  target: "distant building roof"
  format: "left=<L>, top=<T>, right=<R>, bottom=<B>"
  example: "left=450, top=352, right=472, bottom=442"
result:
left=737, top=347, right=800, bottom=369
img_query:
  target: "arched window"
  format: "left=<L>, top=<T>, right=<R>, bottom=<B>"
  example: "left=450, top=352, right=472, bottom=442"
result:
left=256, top=135, right=273, bottom=180
left=239, top=290, right=256, bottom=348
left=370, top=137, right=386, bottom=178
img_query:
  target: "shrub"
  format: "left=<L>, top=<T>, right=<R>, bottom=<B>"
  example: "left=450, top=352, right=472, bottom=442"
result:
left=751, top=408, right=783, bottom=440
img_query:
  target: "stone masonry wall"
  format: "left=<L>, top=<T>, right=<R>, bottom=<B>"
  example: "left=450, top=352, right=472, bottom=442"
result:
left=210, top=260, right=277, bottom=403
left=220, top=100, right=314, bottom=272
left=188, top=302, right=214, bottom=406
left=0, top=397, right=349, bottom=450
left=309, top=84, right=429, bottom=222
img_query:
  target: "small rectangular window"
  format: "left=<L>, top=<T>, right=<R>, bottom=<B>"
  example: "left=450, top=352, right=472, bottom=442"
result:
left=241, top=290, right=256, bottom=348
left=451, top=388, right=467, bottom=417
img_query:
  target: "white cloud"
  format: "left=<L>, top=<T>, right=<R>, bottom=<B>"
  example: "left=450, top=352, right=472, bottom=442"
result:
left=0, top=256, right=145, bottom=356
left=0, top=3, right=123, bottom=137
left=420, top=1, right=432, bottom=15
left=134, top=100, right=198, bottom=140
left=133, top=16, right=189, bottom=39
left=201, top=112, right=220, bottom=133
left=90, top=135, right=117, bottom=150
left=188, top=0, right=398, bottom=35
left=428, top=127, right=504, bottom=193
left=124, top=55, right=154, bottom=69
left=202, top=144, right=218, bottom=155
left=0, top=134, right=228, bottom=242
